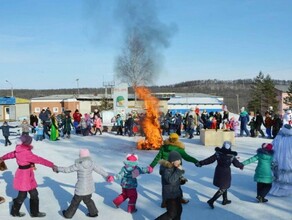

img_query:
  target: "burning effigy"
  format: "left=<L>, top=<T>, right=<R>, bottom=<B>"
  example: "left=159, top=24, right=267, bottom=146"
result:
left=135, top=86, right=163, bottom=150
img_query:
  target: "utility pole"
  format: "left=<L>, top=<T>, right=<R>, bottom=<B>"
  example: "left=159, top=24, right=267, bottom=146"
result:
left=236, top=94, right=239, bottom=114
left=76, top=78, right=80, bottom=97
left=5, top=80, right=14, bottom=97
left=103, top=81, right=115, bottom=98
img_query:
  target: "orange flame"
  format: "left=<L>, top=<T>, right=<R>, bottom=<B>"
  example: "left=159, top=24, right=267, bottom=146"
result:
left=135, top=86, right=163, bottom=150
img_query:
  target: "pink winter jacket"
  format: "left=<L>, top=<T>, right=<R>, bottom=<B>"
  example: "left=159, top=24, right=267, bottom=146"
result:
left=93, top=118, right=102, bottom=129
left=1, top=144, right=54, bottom=191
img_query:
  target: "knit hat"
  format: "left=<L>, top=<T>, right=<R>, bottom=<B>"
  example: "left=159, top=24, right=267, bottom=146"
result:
left=20, top=135, right=32, bottom=146
left=168, top=151, right=182, bottom=163
left=222, top=141, right=232, bottom=150
left=126, top=154, right=138, bottom=161
left=124, top=154, right=138, bottom=167
left=169, top=133, right=179, bottom=141
left=79, top=149, right=90, bottom=158
left=287, top=109, right=292, bottom=114
left=262, top=143, right=273, bottom=151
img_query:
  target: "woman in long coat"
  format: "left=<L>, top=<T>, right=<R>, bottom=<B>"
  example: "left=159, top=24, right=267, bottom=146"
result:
left=197, top=141, right=243, bottom=209
left=0, top=135, right=55, bottom=217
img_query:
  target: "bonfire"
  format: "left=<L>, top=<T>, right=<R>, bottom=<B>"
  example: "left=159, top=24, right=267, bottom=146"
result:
left=135, top=86, right=163, bottom=150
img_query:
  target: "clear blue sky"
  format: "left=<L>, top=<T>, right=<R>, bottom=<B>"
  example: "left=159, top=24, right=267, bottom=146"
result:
left=1, top=0, right=292, bottom=89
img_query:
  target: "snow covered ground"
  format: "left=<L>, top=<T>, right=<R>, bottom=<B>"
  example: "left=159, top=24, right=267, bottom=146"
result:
left=0, top=128, right=291, bottom=220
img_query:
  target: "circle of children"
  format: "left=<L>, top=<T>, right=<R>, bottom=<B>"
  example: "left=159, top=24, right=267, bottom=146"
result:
left=0, top=107, right=291, bottom=219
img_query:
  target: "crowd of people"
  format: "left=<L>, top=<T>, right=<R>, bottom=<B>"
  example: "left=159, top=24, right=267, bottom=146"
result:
left=0, top=106, right=291, bottom=218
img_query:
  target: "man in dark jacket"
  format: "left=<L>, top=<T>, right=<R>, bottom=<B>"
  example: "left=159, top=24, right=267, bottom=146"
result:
left=29, top=112, right=39, bottom=134
left=255, top=111, right=265, bottom=137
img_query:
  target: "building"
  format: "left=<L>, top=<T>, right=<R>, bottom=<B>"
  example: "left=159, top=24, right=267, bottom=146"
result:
left=275, top=85, right=290, bottom=115
left=167, top=94, right=224, bottom=115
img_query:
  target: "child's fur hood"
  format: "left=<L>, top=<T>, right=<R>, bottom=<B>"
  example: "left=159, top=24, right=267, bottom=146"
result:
left=163, top=139, right=185, bottom=149
left=159, top=159, right=174, bottom=168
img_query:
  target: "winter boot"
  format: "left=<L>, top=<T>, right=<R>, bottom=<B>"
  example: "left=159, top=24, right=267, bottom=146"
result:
left=127, top=204, right=137, bottom=213
left=256, top=195, right=268, bottom=203
left=10, top=199, right=26, bottom=217
left=30, top=198, right=46, bottom=217
left=62, top=210, right=71, bottom=219
left=207, top=190, right=224, bottom=209
left=181, top=198, right=189, bottom=204
left=222, top=191, right=231, bottom=205
left=86, top=213, right=98, bottom=217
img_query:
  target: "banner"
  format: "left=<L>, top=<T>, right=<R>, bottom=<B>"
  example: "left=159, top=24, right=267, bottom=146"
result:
left=113, top=83, right=128, bottom=119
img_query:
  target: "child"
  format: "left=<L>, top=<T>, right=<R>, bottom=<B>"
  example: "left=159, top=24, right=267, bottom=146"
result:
left=35, top=123, right=44, bottom=141
left=149, top=133, right=198, bottom=207
left=248, top=117, right=256, bottom=137
left=54, top=149, right=110, bottom=218
left=19, top=119, right=33, bottom=135
left=155, top=151, right=185, bottom=220
left=196, top=141, right=243, bottom=209
left=108, top=154, right=152, bottom=213
left=61, top=114, right=74, bottom=138
left=93, top=115, right=103, bottom=135
left=0, top=121, right=18, bottom=146
left=0, top=135, right=55, bottom=217
left=242, top=143, right=274, bottom=203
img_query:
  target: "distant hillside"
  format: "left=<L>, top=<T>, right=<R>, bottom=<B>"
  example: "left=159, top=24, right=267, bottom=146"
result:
left=0, top=79, right=290, bottom=113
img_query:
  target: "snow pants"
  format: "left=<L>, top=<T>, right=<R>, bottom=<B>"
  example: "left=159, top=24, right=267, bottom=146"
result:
left=257, top=182, right=272, bottom=198
left=63, top=194, right=98, bottom=218
left=113, top=188, right=137, bottom=213
left=155, top=197, right=182, bottom=220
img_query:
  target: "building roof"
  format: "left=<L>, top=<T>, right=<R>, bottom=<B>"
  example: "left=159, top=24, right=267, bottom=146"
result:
left=168, top=97, right=223, bottom=105
left=275, top=85, right=289, bottom=92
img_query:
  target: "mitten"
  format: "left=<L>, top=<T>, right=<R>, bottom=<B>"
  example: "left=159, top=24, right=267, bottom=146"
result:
left=132, top=169, right=140, bottom=178
left=195, top=162, right=202, bottom=167
left=107, top=175, right=114, bottom=183
left=147, top=166, right=153, bottom=174
left=52, top=165, right=58, bottom=173
left=180, top=176, right=188, bottom=185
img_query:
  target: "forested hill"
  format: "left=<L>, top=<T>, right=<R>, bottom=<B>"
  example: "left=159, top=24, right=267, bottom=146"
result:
left=0, top=79, right=290, bottom=113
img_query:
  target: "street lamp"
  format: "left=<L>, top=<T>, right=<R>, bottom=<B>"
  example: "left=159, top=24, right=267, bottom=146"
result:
left=76, top=78, right=80, bottom=96
left=5, top=80, right=14, bottom=97
left=236, top=94, right=239, bottom=114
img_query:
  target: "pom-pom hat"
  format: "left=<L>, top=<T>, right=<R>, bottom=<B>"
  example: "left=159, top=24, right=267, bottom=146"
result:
left=124, top=154, right=139, bottom=167
left=262, top=143, right=273, bottom=151
left=79, top=149, right=90, bottom=158
left=126, top=154, right=138, bottom=161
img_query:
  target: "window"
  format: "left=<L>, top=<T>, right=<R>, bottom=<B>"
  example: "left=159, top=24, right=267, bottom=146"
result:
left=34, top=107, right=41, bottom=113
left=53, top=107, right=58, bottom=113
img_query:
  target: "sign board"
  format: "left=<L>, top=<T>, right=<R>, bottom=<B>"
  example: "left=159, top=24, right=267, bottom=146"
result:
left=0, top=97, right=16, bottom=105
left=113, top=83, right=128, bottom=119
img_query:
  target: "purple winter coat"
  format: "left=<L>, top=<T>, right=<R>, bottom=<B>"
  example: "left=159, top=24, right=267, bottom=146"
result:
left=1, top=144, right=54, bottom=191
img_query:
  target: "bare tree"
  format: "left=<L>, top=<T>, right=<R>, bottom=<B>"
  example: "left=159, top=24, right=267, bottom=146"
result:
left=115, top=32, right=156, bottom=88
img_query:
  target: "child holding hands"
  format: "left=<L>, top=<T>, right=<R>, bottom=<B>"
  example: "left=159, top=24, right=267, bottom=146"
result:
left=155, top=151, right=185, bottom=220
left=108, top=154, right=152, bottom=213
left=0, top=135, right=55, bottom=217
left=54, top=149, right=110, bottom=218
left=196, top=141, right=243, bottom=209
left=242, top=143, right=274, bottom=203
